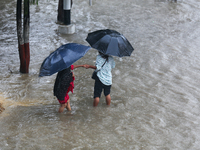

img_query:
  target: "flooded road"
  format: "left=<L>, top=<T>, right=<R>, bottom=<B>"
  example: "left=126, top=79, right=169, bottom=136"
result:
left=1, top=0, right=200, bottom=149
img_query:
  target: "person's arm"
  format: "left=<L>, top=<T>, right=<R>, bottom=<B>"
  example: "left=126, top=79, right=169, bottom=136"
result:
left=73, top=65, right=85, bottom=69
left=83, top=64, right=97, bottom=70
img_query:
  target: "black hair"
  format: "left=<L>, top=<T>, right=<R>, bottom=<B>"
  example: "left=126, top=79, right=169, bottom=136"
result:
left=99, top=51, right=109, bottom=61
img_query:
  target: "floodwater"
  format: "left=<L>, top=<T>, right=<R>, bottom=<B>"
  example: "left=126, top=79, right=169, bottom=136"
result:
left=1, top=0, right=200, bottom=149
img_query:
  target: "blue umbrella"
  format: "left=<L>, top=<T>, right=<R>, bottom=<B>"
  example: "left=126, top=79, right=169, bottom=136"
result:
left=86, top=29, right=134, bottom=57
left=39, top=43, right=91, bottom=77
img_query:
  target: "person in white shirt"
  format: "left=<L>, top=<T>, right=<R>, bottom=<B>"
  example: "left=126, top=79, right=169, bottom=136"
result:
left=84, top=52, right=115, bottom=107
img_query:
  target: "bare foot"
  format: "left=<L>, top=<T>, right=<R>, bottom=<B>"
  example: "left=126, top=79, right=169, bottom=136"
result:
left=66, top=99, right=71, bottom=111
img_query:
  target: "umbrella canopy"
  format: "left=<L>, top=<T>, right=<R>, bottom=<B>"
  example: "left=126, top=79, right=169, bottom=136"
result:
left=86, top=29, right=134, bottom=57
left=39, top=43, right=91, bottom=77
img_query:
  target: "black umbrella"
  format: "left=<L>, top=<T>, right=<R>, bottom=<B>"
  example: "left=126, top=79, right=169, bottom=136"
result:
left=86, top=29, right=134, bottom=57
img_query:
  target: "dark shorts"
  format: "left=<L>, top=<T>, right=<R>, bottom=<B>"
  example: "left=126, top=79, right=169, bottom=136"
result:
left=94, top=77, right=111, bottom=98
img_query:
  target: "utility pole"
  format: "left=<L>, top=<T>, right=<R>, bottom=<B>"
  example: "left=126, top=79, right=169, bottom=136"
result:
left=89, top=0, right=92, bottom=6
left=58, top=0, right=75, bottom=34
left=16, top=0, right=30, bottom=73
left=63, top=0, right=71, bottom=25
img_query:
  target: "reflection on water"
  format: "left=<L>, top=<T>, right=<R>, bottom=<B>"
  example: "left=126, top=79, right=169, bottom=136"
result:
left=1, top=0, right=200, bottom=149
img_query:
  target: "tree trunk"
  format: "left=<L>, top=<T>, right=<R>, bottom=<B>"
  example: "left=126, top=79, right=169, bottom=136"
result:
left=16, top=0, right=30, bottom=73
left=23, top=0, right=30, bottom=73
left=17, top=0, right=24, bottom=73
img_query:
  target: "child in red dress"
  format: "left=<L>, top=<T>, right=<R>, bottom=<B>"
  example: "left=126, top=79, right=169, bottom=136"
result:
left=54, top=64, right=86, bottom=113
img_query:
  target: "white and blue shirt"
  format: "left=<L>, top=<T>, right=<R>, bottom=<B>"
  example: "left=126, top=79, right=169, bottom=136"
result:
left=96, top=55, right=115, bottom=85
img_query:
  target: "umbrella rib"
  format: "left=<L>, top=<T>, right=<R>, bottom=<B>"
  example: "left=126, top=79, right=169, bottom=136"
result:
left=116, top=37, right=128, bottom=57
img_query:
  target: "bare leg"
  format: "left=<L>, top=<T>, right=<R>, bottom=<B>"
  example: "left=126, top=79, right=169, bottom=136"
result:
left=58, top=103, right=67, bottom=113
left=66, top=98, right=71, bottom=111
left=105, top=94, right=111, bottom=106
left=93, top=97, right=99, bottom=107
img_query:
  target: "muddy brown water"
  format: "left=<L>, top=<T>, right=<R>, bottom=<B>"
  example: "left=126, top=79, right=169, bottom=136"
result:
left=0, top=0, right=200, bottom=149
